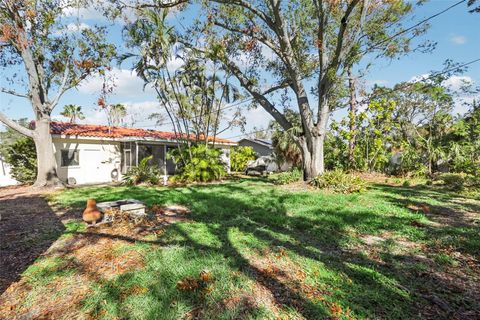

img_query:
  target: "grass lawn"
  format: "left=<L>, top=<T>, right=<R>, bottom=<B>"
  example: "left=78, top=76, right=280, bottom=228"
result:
left=0, top=178, right=479, bottom=319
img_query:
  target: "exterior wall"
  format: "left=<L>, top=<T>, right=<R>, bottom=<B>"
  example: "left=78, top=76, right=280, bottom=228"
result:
left=0, top=157, right=17, bottom=187
left=238, top=139, right=273, bottom=157
left=52, top=137, right=236, bottom=185
left=52, top=137, right=122, bottom=185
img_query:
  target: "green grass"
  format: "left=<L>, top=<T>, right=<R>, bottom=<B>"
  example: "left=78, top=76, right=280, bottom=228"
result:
left=16, top=179, right=480, bottom=319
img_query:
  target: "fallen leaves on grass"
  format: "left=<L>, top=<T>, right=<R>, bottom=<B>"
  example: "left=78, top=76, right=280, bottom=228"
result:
left=177, top=270, right=214, bottom=293
left=407, top=203, right=430, bottom=214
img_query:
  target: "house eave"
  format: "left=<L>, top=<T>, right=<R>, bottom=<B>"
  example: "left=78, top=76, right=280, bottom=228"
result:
left=52, top=134, right=238, bottom=146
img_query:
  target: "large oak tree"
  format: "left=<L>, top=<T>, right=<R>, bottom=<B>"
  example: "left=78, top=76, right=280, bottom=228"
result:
left=0, top=0, right=115, bottom=187
left=147, top=0, right=428, bottom=179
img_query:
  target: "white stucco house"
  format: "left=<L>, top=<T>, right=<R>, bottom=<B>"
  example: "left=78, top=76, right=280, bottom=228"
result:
left=49, top=122, right=237, bottom=185
left=0, top=156, right=17, bottom=186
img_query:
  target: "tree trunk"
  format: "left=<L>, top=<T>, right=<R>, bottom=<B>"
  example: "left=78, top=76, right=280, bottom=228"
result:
left=299, top=135, right=324, bottom=181
left=347, top=67, right=357, bottom=169
left=32, top=118, right=63, bottom=188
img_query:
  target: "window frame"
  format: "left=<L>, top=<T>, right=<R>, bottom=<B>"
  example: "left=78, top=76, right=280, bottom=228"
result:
left=61, top=149, right=80, bottom=167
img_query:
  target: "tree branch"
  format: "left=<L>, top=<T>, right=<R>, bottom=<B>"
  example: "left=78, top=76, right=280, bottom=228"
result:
left=49, top=61, right=70, bottom=109
left=0, top=87, right=29, bottom=99
left=210, top=0, right=277, bottom=31
left=0, top=111, right=34, bottom=138
left=212, top=20, right=285, bottom=63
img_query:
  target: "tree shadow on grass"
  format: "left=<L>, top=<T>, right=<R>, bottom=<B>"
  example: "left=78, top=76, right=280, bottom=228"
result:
left=0, top=193, right=65, bottom=295
left=63, top=183, right=423, bottom=318
left=13, top=181, right=479, bottom=319
left=372, top=184, right=480, bottom=257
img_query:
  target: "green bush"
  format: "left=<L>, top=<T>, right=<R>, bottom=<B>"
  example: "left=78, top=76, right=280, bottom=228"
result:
left=168, top=144, right=226, bottom=182
left=268, top=168, right=302, bottom=185
left=230, top=146, right=256, bottom=172
left=122, top=155, right=160, bottom=185
left=310, top=170, right=366, bottom=193
left=4, top=137, right=37, bottom=184
left=466, top=175, right=480, bottom=188
left=437, top=173, right=466, bottom=190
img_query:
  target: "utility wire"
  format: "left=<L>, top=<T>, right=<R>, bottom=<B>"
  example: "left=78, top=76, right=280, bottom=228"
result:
left=224, top=57, right=480, bottom=140
left=134, top=1, right=468, bottom=130
left=362, top=0, right=467, bottom=53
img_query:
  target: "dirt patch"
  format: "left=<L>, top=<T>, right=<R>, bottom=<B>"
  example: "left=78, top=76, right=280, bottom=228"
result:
left=0, top=186, right=65, bottom=294
left=239, top=247, right=334, bottom=318
left=151, top=204, right=191, bottom=224
left=277, top=181, right=315, bottom=192
left=0, top=224, right=146, bottom=319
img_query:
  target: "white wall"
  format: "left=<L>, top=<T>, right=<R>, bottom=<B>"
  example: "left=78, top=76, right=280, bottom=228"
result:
left=0, top=158, right=18, bottom=186
left=52, top=138, right=122, bottom=185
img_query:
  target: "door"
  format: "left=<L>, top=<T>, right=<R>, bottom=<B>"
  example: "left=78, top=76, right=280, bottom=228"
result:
left=82, top=149, right=110, bottom=184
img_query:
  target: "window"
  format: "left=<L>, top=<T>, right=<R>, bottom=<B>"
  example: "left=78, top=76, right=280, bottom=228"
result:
left=61, top=149, right=79, bottom=167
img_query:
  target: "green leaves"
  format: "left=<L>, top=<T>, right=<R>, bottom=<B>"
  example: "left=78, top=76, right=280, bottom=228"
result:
left=4, top=137, right=37, bottom=184
left=230, top=146, right=257, bottom=172
left=168, top=144, right=227, bottom=182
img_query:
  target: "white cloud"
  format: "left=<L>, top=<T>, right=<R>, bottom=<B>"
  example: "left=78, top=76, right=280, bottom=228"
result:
left=78, top=68, right=155, bottom=97
left=66, top=22, right=90, bottom=32
left=53, top=22, right=90, bottom=35
left=79, top=100, right=163, bottom=127
left=450, top=34, right=467, bottom=45
left=62, top=5, right=106, bottom=21
left=409, top=73, right=429, bottom=83
left=442, top=75, right=474, bottom=91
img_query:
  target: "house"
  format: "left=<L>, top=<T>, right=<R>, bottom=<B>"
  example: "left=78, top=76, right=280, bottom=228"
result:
left=237, top=138, right=273, bottom=157
left=238, top=138, right=292, bottom=172
left=50, top=122, right=237, bottom=185
left=0, top=156, right=17, bottom=187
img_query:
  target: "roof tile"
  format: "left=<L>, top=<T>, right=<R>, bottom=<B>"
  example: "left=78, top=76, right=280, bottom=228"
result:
left=50, top=122, right=235, bottom=144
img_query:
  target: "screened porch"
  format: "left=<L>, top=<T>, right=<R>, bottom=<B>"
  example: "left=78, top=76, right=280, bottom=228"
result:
left=120, top=141, right=176, bottom=176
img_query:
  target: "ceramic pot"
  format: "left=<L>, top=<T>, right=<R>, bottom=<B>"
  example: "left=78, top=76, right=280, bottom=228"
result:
left=83, top=199, right=102, bottom=224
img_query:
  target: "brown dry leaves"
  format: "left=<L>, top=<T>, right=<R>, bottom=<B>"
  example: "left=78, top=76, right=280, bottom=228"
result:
left=177, top=270, right=214, bottom=295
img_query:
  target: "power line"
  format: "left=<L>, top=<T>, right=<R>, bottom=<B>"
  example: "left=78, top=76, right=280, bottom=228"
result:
left=225, top=57, right=480, bottom=140
left=363, top=0, right=467, bottom=53
left=134, top=1, right=467, bottom=131
left=135, top=97, right=254, bottom=129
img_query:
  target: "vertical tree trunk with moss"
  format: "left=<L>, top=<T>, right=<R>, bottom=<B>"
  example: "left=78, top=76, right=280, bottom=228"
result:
left=33, top=118, right=63, bottom=187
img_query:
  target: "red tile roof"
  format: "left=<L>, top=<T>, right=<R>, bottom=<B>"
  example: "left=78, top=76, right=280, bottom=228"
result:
left=50, top=122, right=235, bottom=144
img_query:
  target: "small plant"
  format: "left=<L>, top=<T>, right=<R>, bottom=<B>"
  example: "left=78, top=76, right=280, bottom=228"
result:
left=168, top=144, right=226, bottom=183
left=122, top=155, right=160, bottom=185
left=230, top=146, right=257, bottom=172
left=402, top=180, right=411, bottom=187
left=268, top=168, right=302, bottom=185
left=310, top=170, right=366, bottom=193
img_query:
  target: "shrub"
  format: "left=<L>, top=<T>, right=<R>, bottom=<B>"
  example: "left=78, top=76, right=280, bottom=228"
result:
left=122, top=155, right=160, bottom=185
left=230, top=146, right=256, bottom=172
left=4, top=137, right=37, bottom=184
left=268, top=168, right=302, bottom=185
left=310, top=170, right=366, bottom=193
left=466, top=175, right=480, bottom=188
left=437, top=173, right=466, bottom=190
left=168, top=144, right=226, bottom=182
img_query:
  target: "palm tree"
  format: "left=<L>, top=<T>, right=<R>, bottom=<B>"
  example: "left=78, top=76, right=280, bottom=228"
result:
left=270, top=109, right=303, bottom=168
left=61, top=104, right=85, bottom=124
left=107, top=104, right=127, bottom=127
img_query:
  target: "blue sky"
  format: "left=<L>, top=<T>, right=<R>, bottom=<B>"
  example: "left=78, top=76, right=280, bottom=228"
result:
left=1, top=0, right=479, bottom=141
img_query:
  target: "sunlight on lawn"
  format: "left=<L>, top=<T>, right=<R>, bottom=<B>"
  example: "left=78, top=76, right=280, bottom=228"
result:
left=2, top=179, right=479, bottom=319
